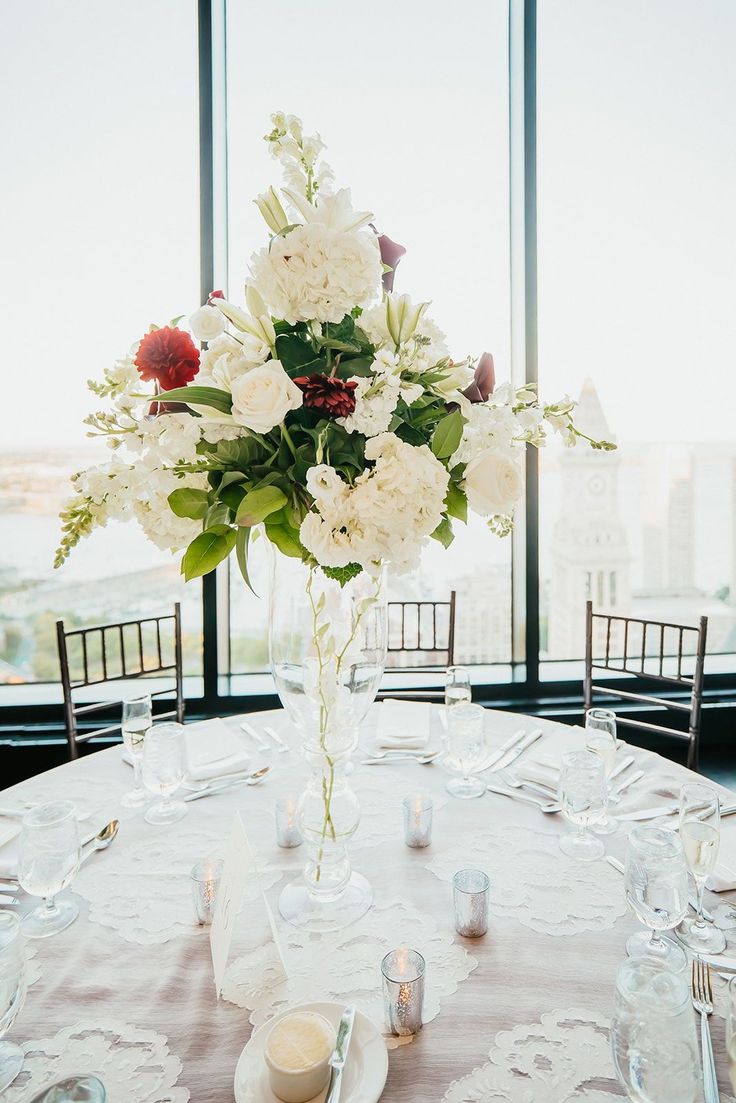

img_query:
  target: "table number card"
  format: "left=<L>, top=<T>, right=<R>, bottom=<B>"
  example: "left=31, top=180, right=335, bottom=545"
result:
left=210, top=812, right=288, bottom=996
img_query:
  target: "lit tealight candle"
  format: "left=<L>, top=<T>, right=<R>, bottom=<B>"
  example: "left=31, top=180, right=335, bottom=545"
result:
left=403, top=792, right=433, bottom=848
left=381, top=947, right=425, bottom=1036
left=190, top=856, right=224, bottom=925
left=276, top=795, right=303, bottom=849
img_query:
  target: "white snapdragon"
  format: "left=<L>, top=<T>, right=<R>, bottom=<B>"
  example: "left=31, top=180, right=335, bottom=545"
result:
left=338, top=376, right=399, bottom=437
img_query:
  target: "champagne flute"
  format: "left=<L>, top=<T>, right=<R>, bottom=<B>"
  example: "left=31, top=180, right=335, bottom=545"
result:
left=143, top=722, right=187, bottom=826
left=624, top=824, right=688, bottom=972
left=121, top=692, right=152, bottom=808
left=18, top=801, right=81, bottom=938
left=0, top=912, right=26, bottom=1091
left=445, top=667, right=472, bottom=708
left=585, top=708, right=618, bottom=836
left=444, top=704, right=487, bottom=798
left=677, top=781, right=726, bottom=953
left=558, top=750, right=606, bottom=861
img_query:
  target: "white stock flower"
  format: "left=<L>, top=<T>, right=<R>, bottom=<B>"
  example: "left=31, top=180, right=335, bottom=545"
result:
left=305, top=465, right=349, bottom=519
left=338, top=376, right=400, bottom=437
left=188, top=305, right=226, bottom=342
left=463, top=449, right=523, bottom=517
left=230, top=359, right=302, bottom=434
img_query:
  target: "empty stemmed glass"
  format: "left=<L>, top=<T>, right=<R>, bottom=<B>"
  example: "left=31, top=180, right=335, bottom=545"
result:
left=142, top=722, right=187, bottom=826
left=624, top=824, right=688, bottom=972
left=121, top=692, right=152, bottom=808
left=558, top=750, right=607, bottom=861
left=585, top=707, right=618, bottom=835
left=0, top=912, right=26, bottom=1091
left=445, top=666, right=472, bottom=708
left=677, top=781, right=726, bottom=954
left=18, top=800, right=81, bottom=938
left=444, top=704, right=487, bottom=798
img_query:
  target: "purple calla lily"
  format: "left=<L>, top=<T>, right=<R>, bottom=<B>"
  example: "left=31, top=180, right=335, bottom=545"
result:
left=462, top=351, right=496, bottom=403
left=377, top=232, right=407, bottom=292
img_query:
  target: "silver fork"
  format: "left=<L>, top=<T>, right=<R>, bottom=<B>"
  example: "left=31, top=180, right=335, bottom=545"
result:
left=692, top=957, right=719, bottom=1103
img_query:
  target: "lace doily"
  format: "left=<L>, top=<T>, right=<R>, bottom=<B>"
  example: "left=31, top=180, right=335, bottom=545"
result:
left=74, top=826, right=282, bottom=945
left=16, top=774, right=124, bottom=824
left=4, top=1021, right=188, bottom=1102
left=443, top=1008, right=621, bottom=1102
left=425, top=823, right=627, bottom=936
left=350, top=771, right=446, bottom=852
left=222, top=896, right=476, bottom=1032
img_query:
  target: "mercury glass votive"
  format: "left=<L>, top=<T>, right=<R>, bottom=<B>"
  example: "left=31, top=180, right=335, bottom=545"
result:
left=275, top=796, right=303, bottom=848
left=403, top=792, right=433, bottom=848
left=453, top=868, right=490, bottom=937
left=190, top=857, right=224, bottom=925
left=381, top=947, right=425, bottom=1036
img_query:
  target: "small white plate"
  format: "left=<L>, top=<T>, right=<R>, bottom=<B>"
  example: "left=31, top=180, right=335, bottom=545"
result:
left=234, top=1001, right=388, bottom=1103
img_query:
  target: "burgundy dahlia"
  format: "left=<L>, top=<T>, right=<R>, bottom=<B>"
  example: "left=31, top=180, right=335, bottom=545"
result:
left=294, top=373, right=358, bottom=418
left=134, top=326, right=200, bottom=390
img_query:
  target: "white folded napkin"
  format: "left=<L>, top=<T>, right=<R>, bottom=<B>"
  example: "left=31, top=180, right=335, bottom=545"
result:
left=122, top=717, right=250, bottom=781
left=0, top=837, right=19, bottom=880
left=375, top=700, right=430, bottom=750
left=707, top=817, right=736, bottom=892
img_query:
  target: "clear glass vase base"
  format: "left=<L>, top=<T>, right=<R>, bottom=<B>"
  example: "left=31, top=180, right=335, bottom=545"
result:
left=278, top=872, right=373, bottom=932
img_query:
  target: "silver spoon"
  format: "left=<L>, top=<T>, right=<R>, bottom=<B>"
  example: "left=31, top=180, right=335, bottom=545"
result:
left=486, top=783, right=560, bottom=814
left=361, top=751, right=441, bottom=766
left=184, top=766, right=270, bottom=802
left=79, top=820, right=119, bottom=867
left=366, top=748, right=439, bottom=760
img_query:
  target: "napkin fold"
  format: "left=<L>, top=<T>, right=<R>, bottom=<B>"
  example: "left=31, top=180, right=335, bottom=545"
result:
left=375, top=700, right=430, bottom=750
left=184, top=718, right=251, bottom=781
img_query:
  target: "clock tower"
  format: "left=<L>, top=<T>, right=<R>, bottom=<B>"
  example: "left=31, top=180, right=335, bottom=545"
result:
left=547, top=379, right=631, bottom=659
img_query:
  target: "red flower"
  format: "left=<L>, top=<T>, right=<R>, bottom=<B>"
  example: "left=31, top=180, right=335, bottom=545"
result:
left=294, top=373, right=358, bottom=418
left=134, top=327, right=200, bottom=391
left=208, top=289, right=225, bottom=303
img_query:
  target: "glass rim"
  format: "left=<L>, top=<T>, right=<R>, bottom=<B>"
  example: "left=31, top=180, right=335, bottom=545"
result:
left=403, top=792, right=433, bottom=812
left=149, top=721, right=184, bottom=736
left=680, top=780, right=719, bottom=806
left=453, top=868, right=490, bottom=894
left=380, top=947, right=425, bottom=983
left=615, top=956, right=690, bottom=1012
left=628, top=822, right=683, bottom=856
left=122, top=690, right=152, bottom=705
left=585, top=707, right=616, bottom=721
left=561, top=749, right=605, bottom=770
left=22, top=799, right=77, bottom=828
left=190, top=857, right=224, bottom=883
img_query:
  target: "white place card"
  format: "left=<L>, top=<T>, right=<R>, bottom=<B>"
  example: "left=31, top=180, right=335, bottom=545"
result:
left=210, top=812, right=288, bottom=996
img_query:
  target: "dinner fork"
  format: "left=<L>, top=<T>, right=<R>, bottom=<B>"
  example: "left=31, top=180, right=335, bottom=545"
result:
left=692, top=957, right=719, bottom=1103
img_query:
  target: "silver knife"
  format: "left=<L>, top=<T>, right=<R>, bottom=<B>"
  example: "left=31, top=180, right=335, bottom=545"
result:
left=325, top=1005, right=356, bottom=1103
left=609, top=754, right=635, bottom=781
left=476, top=728, right=528, bottom=774
left=608, top=770, right=645, bottom=803
left=263, top=725, right=289, bottom=753
left=239, top=721, right=271, bottom=752
left=619, top=802, right=736, bottom=822
left=490, top=728, right=543, bottom=773
left=605, top=855, right=714, bottom=922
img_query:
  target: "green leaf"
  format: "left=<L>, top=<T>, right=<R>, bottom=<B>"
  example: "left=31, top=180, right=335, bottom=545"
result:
left=445, top=484, right=468, bottom=523
left=235, top=526, right=258, bottom=595
left=430, top=517, right=455, bottom=549
left=168, top=487, right=209, bottom=520
left=275, top=333, right=320, bottom=373
left=204, top=501, right=231, bottom=528
left=219, top=483, right=247, bottom=512
left=180, top=526, right=236, bottom=580
left=155, top=385, right=233, bottom=414
left=431, top=409, right=465, bottom=459
left=235, top=486, right=288, bottom=527
left=334, top=356, right=374, bottom=378
left=264, top=521, right=304, bottom=559
left=321, top=562, right=363, bottom=586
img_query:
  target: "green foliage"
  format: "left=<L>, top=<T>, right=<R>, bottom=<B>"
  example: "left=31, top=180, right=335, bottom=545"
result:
left=430, top=517, right=455, bottom=549
left=181, top=525, right=237, bottom=581
left=321, top=562, right=363, bottom=586
left=444, top=483, right=468, bottom=523
left=431, top=409, right=465, bottom=459
left=264, top=521, right=304, bottom=559
left=155, top=385, right=233, bottom=414
left=235, top=526, right=258, bottom=595
left=168, top=487, right=209, bottom=520
left=235, top=486, right=288, bottom=527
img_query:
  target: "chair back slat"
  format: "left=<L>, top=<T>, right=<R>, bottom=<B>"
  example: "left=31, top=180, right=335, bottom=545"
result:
left=56, top=604, right=185, bottom=760
left=378, top=593, right=456, bottom=702
left=584, top=601, right=707, bottom=771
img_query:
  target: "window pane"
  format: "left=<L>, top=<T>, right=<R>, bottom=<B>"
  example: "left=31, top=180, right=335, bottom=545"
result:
left=538, top=0, right=736, bottom=671
left=0, top=1, right=203, bottom=700
left=224, top=0, right=512, bottom=680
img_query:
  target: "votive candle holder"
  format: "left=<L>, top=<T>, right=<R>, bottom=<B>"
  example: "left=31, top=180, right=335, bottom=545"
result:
left=191, top=856, right=224, bottom=925
left=453, top=868, right=490, bottom=937
left=275, top=795, right=303, bottom=848
left=403, top=792, right=433, bottom=848
left=381, top=947, right=425, bottom=1036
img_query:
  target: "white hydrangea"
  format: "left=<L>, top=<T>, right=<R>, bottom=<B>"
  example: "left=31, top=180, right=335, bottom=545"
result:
left=338, top=375, right=424, bottom=439
left=300, top=433, right=449, bottom=574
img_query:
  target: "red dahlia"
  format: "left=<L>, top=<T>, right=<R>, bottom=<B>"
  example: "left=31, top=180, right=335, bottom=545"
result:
left=134, top=326, right=200, bottom=391
left=294, top=373, right=358, bottom=418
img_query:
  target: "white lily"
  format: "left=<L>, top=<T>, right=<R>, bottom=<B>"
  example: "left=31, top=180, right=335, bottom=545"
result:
left=254, top=187, right=289, bottom=235
left=211, top=296, right=275, bottom=350
left=282, top=186, right=373, bottom=232
left=245, top=285, right=276, bottom=346
left=385, top=293, right=428, bottom=348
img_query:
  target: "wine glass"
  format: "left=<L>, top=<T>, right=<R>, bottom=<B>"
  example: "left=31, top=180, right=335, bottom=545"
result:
left=585, top=708, right=619, bottom=836
left=445, top=666, right=472, bottom=708
left=677, top=781, right=726, bottom=953
left=143, top=722, right=187, bottom=825
left=18, top=800, right=81, bottom=938
left=558, top=750, right=606, bottom=860
left=29, top=1075, right=107, bottom=1102
left=624, top=824, right=688, bottom=972
left=0, top=912, right=26, bottom=1091
left=121, top=692, right=152, bottom=808
left=611, top=958, right=700, bottom=1103
left=444, top=704, right=487, bottom=798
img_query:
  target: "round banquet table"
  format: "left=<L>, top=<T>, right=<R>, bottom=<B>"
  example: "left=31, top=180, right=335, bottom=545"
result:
left=3, top=705, right=736, bottom=1102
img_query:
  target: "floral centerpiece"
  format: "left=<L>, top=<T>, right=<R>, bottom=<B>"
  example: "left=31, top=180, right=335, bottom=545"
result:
left=57, top=112, right=611, bottom=928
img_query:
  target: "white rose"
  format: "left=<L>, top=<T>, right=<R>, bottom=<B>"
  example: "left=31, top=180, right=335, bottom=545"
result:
left=230, top=359, right=302, bottom=434
left=188, top=305, right=226, bottom=342
left=463, top=449, right=523, bottom=516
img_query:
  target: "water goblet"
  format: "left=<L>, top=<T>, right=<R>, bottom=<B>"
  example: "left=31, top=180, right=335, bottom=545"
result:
left=444, top=703, right=487, bottom=799
left=0, top=912, right=26, bottom=1091
left=121, top=692, right=152, bottom=809
left=18, top=800, right=81, bottom=938
left=585, top=708, right=618, bottom=836
left=624, top=824, right=688, bottom=972
left=677, top=781, right=726, bottom=953
left=142, top=722, right=187, bottom=826
left=611, top=958, right=700, bottom=1103
left=558, top=750, right=606, bottom=860
left=445, top=666, right=472, bottom=708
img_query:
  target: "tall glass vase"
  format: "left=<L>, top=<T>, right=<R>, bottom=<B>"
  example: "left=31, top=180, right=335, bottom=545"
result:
left=269, top=552, right=387, bottom=931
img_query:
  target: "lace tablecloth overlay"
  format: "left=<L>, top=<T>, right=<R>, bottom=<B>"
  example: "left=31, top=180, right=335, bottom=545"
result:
left=425, top=823, right=627, bottom=936
left=4, top=1022, right=188, bottom=1103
